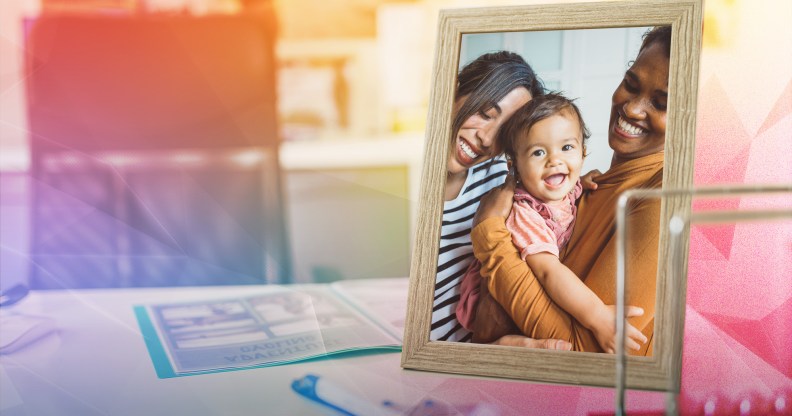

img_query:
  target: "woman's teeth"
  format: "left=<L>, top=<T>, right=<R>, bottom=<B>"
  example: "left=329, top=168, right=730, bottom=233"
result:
left=460, top=140, right=479, bottom=159
left=618, top=116, right=646, bottom=135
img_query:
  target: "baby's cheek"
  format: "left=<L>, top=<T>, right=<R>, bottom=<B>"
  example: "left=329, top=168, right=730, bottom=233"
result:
left=568, top=163, right=584, bottom=181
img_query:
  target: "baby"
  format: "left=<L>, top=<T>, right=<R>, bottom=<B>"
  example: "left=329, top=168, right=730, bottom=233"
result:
left=456, top=93, right=643, bottom=353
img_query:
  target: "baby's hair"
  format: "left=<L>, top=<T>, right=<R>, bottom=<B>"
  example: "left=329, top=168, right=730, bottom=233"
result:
left=498, top=92, right=590, bottom=163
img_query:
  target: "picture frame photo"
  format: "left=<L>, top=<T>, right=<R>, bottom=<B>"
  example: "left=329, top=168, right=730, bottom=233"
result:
left=401, top=0, right=703, bottom=391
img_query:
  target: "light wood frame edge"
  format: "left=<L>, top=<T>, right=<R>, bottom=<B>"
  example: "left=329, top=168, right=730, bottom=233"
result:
left=402, top=0, right=703, bottom=391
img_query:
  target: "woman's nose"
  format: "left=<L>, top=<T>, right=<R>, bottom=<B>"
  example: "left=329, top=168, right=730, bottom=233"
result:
left=623, top=97, right=647, bottom=119
left=477, top=123, right=497, bottom=148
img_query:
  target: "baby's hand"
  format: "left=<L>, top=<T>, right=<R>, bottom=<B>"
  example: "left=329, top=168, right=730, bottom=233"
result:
left=591, top=305, right=647, bottom=354
left=581, top=169, right=602, bottom=191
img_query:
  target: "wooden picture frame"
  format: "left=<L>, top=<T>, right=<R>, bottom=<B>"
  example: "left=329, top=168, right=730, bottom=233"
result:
left=401, top=0, right=703, bottom=390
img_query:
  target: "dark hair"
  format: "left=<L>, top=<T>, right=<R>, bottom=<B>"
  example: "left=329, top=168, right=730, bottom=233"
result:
left=639, top=26, right=672, bottom=58
left=498, top=92, right=590, bottom=163
left=452, top=51, right=545, bottom=142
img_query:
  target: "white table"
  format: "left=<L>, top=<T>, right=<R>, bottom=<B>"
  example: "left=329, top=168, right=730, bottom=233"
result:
left=0, top=280, right=666, bottom=415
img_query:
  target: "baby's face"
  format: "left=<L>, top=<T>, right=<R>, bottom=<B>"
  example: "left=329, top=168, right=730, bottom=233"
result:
left=513, top=111, right=585, bottom=203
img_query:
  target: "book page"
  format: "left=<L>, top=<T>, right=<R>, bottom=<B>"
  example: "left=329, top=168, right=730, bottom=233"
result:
left=330, top=277, right=409, bottom=342
left=143, top=286, right=399, bottom=375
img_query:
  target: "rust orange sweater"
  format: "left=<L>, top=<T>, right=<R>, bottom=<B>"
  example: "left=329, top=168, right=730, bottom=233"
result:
left=471, top=152, right=663, bottom=355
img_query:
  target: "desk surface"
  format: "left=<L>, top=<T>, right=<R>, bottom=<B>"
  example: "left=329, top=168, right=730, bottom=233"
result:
left=0, top=280, right=666, bottom=416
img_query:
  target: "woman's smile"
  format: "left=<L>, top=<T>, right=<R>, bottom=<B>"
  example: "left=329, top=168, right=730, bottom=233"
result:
left=614, top=115, right=647, bottom=137
left=457, top=137, right=482, bottom=164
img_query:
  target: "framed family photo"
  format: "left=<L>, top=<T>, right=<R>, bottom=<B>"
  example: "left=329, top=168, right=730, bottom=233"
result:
left=402, top=0, right=703, bottom=391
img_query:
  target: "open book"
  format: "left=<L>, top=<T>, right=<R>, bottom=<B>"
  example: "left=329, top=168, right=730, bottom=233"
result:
left=134, top=278, right=407, bottom=378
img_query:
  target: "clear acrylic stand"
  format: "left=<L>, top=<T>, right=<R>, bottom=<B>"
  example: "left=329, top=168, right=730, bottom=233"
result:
left=614, top=183, right=792, bottom=416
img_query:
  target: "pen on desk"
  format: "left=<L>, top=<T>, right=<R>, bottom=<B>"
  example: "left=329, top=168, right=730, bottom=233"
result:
left=0, top=284, right=29, bottom=308
left=292, top=374, right=401, bottom=416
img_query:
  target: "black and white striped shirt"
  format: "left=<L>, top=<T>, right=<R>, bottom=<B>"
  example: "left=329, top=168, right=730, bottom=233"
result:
left=431, top=158, right=508, bottom=342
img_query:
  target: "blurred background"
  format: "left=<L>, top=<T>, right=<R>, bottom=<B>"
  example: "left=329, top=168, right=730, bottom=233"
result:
left=0, top=0, right=735, bottom=289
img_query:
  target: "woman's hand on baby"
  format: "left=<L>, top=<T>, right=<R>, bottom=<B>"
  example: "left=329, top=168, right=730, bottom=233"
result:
left=491, top=334, right=573, bottom=350
left=473, top=172, right=516, bottom=227
left=591, top=305, right=647, bottom=354
left=581, top=169, right=603, bottom=191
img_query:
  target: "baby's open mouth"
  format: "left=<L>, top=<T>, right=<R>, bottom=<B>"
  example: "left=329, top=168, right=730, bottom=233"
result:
left=544, top=173, right=567, bottom=187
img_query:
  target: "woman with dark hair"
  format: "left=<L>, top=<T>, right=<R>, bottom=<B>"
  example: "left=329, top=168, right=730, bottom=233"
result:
left=470, top=26, right=672, bottom=355
left=444, top=51, right=545, bottom=201
left=432, top=51, right=557, bottom=345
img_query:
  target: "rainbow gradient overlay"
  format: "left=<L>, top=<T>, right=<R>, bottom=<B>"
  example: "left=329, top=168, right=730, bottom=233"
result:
left=0, top=0, right=789, bottom=414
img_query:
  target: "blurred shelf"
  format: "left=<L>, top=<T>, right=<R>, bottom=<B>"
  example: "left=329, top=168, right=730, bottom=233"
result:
left=279, top=133, right=424, bottom=170
left=1, top=134, right=426, bottom=173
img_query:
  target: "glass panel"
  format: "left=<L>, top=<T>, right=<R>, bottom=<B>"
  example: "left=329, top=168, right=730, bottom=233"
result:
left=618, top=186, right=792, bottom=413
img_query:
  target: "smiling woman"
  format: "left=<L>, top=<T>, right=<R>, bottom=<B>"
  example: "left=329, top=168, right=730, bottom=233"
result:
left=609, top=35, right=671, bottom=165
left=430, top=51, right=543, bottom=343
left=443, top=53, right=541, bottom=202
left=446, top=87, right=532, bottom=187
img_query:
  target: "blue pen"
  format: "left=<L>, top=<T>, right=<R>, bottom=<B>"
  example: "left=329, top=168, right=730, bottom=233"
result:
left=292, top=374, right=401, bottom=416
left=0, top=284, right=29, bottom=308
